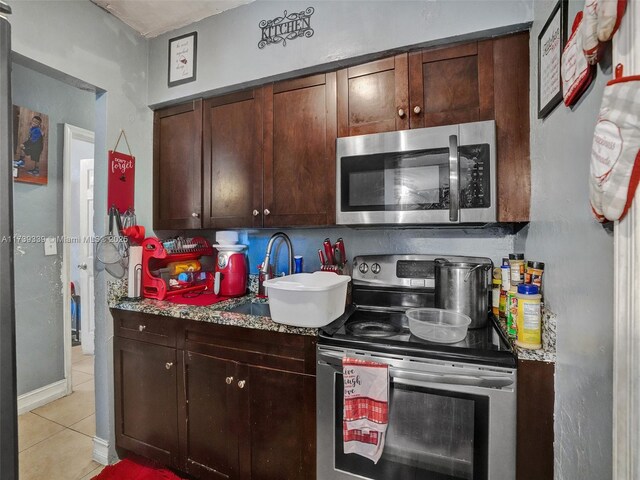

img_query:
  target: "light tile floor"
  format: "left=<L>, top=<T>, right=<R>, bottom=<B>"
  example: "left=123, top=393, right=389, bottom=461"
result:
left=18, top=346, right=106, bottom=480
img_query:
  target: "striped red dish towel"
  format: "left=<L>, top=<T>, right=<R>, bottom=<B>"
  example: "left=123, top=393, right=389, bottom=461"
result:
left=343, top=357, right=389, bottom=463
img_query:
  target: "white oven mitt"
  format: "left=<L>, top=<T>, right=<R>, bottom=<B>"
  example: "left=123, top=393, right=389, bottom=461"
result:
left=597, top=0, right=628, bottom=41
left=582, top=0, right=601, bottom=65
left=590, top=76, right=640, bottom=222
left=563, top=12, right=594, bottom=106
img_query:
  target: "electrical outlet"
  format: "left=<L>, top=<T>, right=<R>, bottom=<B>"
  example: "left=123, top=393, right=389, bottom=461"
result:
left=44, top=237, right=57, bottom=256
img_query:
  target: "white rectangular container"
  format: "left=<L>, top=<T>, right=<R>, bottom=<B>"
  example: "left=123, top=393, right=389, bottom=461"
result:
left=263, top=272, right=351, bottom=328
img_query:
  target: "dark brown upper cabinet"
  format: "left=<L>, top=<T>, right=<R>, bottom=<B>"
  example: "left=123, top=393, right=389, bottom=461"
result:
left=203, top=89, right=263, bottom=229
left=337, top=55, right=409, bottom=136
left=153, top=99, right=203, bottom=230
left=262, top=73, right=337, bottom=227
left=408, top=40, right=494, bottom=128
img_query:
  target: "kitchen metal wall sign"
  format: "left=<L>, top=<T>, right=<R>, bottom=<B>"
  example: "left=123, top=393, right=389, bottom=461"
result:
left=258, top=7, right=314, bottom=49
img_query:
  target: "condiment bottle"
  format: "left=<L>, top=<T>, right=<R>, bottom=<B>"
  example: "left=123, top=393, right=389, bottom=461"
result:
left=499, top=259, right=510, bottom=319
left=509, top=253, right=525, bottom=286
left=515, top=284, right=542, bottom=350
left=492, top=277, right=501, bottom=316
left=506, top=285, right=518, bottom=338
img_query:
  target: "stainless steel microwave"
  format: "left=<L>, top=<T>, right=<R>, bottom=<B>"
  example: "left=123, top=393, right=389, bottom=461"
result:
left=336, top=121, right=496, bottom=225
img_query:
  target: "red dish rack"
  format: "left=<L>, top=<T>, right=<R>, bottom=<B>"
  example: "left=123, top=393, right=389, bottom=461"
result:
left=141, top=237, right=216, bottom=300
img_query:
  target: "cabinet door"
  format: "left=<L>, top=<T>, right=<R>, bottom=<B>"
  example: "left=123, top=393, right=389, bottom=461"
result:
left=203, top=90, right=263, bottom=229
left=409, top=40, right=494, bottom=128
left=493, top=32, right=530, bottom=222
left=153, top=99, right=203, bottom=229
left=241, top=365, right=316, bottom=480
left=179, top=351, right=240, bottom=480
left=263, top=73, right=337, bottom=227
left=114, top=337, right=178, bottom=466
left=337, top=55, right=409, bottom=136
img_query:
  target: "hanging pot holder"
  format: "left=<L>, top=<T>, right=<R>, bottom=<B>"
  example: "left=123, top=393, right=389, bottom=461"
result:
left=597, top=0, right=627, bottom=42
left=562, top=12, right=594, bottom=106
left=590, top=73, right=640, bottom=222
left=582, top=0, right=602, bottom=65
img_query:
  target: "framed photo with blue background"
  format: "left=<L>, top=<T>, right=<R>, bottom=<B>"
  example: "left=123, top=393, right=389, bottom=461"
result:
left=538, top=0, right=568, bottom=119
left=168, top=32, right=197, bottom=87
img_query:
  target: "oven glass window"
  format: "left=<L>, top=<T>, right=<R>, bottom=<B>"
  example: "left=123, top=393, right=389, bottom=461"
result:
left=334, top=375, right=489, bottom=480
left=340, top=145, right=490, bottom=212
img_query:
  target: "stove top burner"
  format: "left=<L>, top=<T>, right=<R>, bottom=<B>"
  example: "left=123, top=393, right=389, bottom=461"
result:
left=346, top=320, right=404, bottom=338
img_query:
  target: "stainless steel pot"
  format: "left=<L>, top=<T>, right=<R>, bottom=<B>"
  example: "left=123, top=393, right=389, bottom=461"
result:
left=434, top=257, right=493, bottom=329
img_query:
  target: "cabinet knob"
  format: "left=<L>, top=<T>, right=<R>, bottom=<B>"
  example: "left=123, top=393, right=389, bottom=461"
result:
left=191, top=212, right=199, bottom=218
left=263, top=209, right=270, bottom=216
left=225, top=376, right=234, bottom=385
left=253, top=209, right=259, bottom=217
left=77, top=263, right=87, bottom=270
left=165, top=362, right=173, bottom=370
left=413, top=106, right=422, bottom=115
left=237, top=380, right=246, bottom=389
left=398, top=108, right=406, bottom=118
left=138, top=325, right=146, bottom=332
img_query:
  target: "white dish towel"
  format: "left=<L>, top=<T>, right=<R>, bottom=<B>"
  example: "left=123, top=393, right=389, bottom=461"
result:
left=342, top=357, right=389, bottom=463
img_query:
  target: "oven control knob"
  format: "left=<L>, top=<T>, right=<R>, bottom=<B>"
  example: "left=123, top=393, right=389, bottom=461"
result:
left=371, top=263, right=381, bottom=275
left=359, top=263, right=369, bottom=274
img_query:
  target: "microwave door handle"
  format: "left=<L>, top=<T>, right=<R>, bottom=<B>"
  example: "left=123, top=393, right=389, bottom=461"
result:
left=448, top=134, right=460, bottom=222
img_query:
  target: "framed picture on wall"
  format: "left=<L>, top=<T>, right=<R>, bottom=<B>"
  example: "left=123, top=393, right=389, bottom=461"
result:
left=168, top=31, right=197, bottom=87
left=538, top=0, right=568, bottom=119
left=12, top=105, right=49, bottom=185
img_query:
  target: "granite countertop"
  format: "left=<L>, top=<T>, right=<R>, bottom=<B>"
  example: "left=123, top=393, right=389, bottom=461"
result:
left=108, top=279, right=317, bottom=337
left=497, top=309, right=557, bottom=363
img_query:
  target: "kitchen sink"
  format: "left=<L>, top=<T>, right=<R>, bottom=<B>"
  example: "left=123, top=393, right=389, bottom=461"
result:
left=227, top=302, right=271, bottom=317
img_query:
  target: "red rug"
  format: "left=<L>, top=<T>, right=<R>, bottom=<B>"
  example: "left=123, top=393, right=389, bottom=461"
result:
left=93, top=458, right=185, bottom=480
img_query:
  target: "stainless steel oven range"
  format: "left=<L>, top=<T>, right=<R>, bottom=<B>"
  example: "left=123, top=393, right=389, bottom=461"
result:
left=317, top=254, right=516, bottom=480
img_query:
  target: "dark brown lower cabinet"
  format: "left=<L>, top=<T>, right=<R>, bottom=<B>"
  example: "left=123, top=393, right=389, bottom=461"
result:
left=114, top=336, right=179, bottom=466
left=180, top=352, right=239, bottom=480
left=113, top=309, right=316, bottom=480
left=517, top=359, right=555, bottom=480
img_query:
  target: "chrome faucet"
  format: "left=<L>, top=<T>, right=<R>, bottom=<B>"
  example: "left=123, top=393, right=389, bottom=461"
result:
left=258, top=232, right=294, bottom=296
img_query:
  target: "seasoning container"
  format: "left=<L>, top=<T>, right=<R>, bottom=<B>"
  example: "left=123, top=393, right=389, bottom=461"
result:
left=499, top=259, right=510, bottom=319
left=525, top=261, right=545, bottom=291
left=506, top=285, right=518, bottom=338
left=515, top=284, right=542, bottom=350
left=492, top=277, right=501, bottom=316
left=509, top=253, right=525, bottom=286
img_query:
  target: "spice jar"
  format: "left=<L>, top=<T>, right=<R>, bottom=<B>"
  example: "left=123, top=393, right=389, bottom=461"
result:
left=515, top=284, right=542, bottom=350
left=509, top=253, right=525, bottom=286
left=525, top=261, right=545, bottom=291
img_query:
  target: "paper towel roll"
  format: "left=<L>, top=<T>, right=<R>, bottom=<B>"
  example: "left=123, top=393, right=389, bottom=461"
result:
left=127, top=246, right=143, bottom=298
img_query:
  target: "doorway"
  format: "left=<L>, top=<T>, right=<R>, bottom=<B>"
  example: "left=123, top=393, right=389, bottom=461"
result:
left=63, top=124, right=95, bottom=393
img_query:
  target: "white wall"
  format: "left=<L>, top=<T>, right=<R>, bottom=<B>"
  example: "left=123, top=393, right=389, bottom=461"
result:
left=9, top=0, right=151, bottom=462
left=523, top=1, right=614, bottom=478
left=148, top=0, right=533, bottom=107
left=11, top=62, right=94, bottom=395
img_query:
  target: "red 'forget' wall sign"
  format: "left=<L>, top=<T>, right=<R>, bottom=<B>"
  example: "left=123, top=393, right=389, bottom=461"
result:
left=107, top=150, right=135, bottom=214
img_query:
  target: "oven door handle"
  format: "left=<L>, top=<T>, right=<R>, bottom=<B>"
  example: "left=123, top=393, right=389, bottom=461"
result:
left=317, top=350, right=513, bottom=389
left=390, top=369, right=513, bottom=389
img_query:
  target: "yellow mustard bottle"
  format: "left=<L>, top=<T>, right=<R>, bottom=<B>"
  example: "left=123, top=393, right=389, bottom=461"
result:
left=515, top=284, right=542, bottom=350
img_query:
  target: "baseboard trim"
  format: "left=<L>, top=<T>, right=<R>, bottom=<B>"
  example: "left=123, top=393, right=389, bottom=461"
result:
left=93, top=436, right=109, bottom=465
left=17, top=379, right=67, bottom=415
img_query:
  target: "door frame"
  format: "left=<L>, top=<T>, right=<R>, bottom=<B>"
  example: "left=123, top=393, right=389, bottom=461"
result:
left=613, top=2, right=640, bottom=477
left=62, top=123, right=95, bottom=394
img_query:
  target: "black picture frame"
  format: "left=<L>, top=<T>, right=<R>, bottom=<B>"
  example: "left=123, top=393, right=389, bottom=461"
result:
left=168, top=32, right=197, bottom=88
left=538, top=0, right=568, bottom=119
